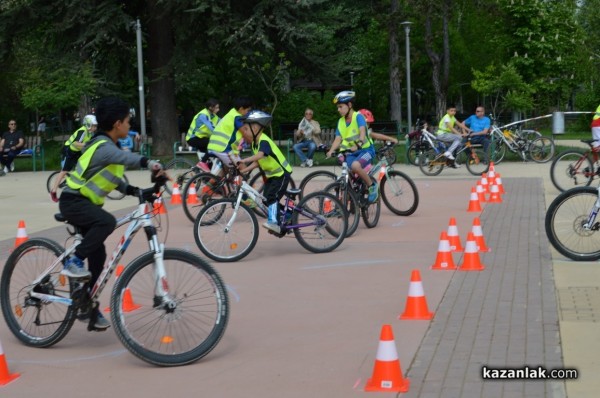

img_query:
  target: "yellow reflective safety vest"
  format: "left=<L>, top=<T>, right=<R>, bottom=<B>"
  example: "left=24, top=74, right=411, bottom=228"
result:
left=208, top=108, right=242, bottom=153
left=252, top=134, right=292, bottom=178
left=66, top=140, right=125, bottom=205
left=438, top=114, right=456, bottom=134
left=64, top=126, right=93, bottom=152
left=337, top=111, right=371, bottom=151
left=186, top=108, right=219, bottom=140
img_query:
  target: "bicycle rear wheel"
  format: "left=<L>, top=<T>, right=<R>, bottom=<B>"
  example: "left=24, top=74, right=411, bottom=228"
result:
left=293, top=191, right=347, bottom=253
left=299, top=170, right=337, bottom=199
left=550, top=150, right=594, bottom=192
left=164, top=158, right=196, bottom=195
left=111, top=249, right=229, bottom=366
left=182, top=172, right=228, bottom=223
left=418, top=149, right=444, bottom=176
left=324, top=181, right=361, bottom=237
left=0, top=238, right=77, bottom=348
left=463, top=148, right=490, bottom=176
left=489, top=139, right=506, bottom=164
left=46, top=171, right=64, bottom=193
left=528, top=137, right=555, bottom=163
left=545, top=186, right=600, bottom=261
left=194, top=199, right=259, bottom=262
left=107, top=174, right=129, bottom=200
left=380, top=170, right=419, bottom=216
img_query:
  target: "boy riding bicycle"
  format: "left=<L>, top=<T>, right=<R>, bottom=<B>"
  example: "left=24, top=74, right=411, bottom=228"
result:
left=437, top=104, right=471, bottom=168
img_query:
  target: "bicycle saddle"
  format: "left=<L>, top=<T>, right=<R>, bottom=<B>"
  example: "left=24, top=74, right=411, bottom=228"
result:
left=54, top=213, right=67, bottom=223
left=581, top=139, right=596, bottom=146
left=286, top=188, right=302, bottom=199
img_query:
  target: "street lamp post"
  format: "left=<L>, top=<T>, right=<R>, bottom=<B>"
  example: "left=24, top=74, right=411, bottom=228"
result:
left=400, top=21, right=412, bottom=133
left=350, top=71, right=355, bottom=89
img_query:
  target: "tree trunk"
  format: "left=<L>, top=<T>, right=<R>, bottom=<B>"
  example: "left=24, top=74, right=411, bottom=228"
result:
left=424, top=14, right=445, bottom=120
left=146, top=1, right=178, bottom=156
left=388, top=0, right=402, bottom=122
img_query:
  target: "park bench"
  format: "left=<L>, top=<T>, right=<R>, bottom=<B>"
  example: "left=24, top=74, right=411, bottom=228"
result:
left=13, top=136, right=45, bottom=171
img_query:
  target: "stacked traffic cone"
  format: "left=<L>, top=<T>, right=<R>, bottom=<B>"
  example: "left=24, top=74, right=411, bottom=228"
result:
left=186, top=182, right=199, bottom=205
left=488, top=183, right=503, bottom=203
left=495, top=173, right=505, bottom=194
left=431, top=231, right=457, bottom=270
left=458, top=232, right=485, bottom=271
left=471, top=217, right=491, bottom=252
left=364, top=324, right=410, bottom=392
left=0, top=338, right=19, bottom=386
left=476, top=182, right=487, bottom=203
left=488, top=161, right=496, bottom=173
left=14, top=220, right=28, bottom=248
left=153, top=195, right=167, bottom=215
left=446, top=217, right=463, bottom=252
left=467, top=186, right=482, bottom=212
left=480, top=173, right=489, bottom=193
left=400, top=270, right=434, bottom=320
left=170, top=183, right=183, bottom=205
left=487, top=167, right=496, bottom=181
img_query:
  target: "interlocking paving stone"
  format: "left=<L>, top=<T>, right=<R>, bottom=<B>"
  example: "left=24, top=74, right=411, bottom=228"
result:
left=404, top=178, right=566, bottom=397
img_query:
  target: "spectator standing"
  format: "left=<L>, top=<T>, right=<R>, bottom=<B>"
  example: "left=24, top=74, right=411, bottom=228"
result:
left=0, top=120, right=25, bottom=175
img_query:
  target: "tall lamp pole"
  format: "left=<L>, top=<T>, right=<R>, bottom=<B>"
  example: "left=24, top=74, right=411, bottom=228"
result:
left=400, top=21, right=412, bottom=133
left=350, top=71, right=355, bottom=89
left=136, top=19, right=147, bottom=137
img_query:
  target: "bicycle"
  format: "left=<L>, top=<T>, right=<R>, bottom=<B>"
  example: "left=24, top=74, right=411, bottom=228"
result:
left=488, top=118, right=555, bottom=164
left=46, top=170, right=130, bottom=200
left=1, top=175, right=229, bottom=366
left=406, top=119, right=432, bottom=166
left=193, top=175, right=347, bottom=262
left=549, top=140, right=600, bottom=192
left=418, top=129, right=490, bottom=176
left=545, top=183, right=600, bottom=261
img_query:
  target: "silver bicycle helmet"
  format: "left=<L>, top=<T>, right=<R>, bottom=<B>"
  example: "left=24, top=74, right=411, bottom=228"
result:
left=333, top=90, right=355, bottom=104
left=242, top=110, right=272, bottom=127
left=82, top=114, right=98, bottom=129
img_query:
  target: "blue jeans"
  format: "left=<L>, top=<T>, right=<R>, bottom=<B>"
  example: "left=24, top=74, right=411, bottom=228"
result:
left=462, top=135, right=490, bottom=152
left=293, top=140, right=316, bottom=163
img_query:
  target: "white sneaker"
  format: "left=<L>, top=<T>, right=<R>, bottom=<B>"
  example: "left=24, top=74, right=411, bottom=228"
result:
left=3, top=166, right=7, bottom=174
left=306, top=159, right=313, bottom=167
left=263, top=221, right=281, bottom=234
left=443, top=151, right=455, bottom=160
left=300, top=162, right=307, bottom=168
left=9, top=163, right=14, bottom=172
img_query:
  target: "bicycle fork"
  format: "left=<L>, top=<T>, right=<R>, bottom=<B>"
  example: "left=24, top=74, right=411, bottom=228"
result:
left=583, top=186, right=600, bottom=230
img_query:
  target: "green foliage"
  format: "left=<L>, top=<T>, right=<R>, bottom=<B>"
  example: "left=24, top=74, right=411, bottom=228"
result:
left=472, top=64, right=535, bottom=116
left=273, top=89, right=339, bottom=133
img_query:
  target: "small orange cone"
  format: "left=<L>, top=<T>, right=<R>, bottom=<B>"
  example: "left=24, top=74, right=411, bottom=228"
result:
left=476, top=182, right=487, bottom=203
left=121, top=288, right=142, bottom=312
left=170, top=183, right=183, bottom=205
left=323, top=197, right=332, bottom=213
left=480, top=173, right=489, bottom=192
left=471, top=217, right=491, bottom=252
left=495, top=173, right=505, bottom=194
left=488, top=161, right=496, bottom=173
left=105, top=264, right=126, bottom=312
left=467, top=187, right=482, bottom=212
left=14, top=220, right=28, bottom=248
left=488, top=183, right=502, bottom=203
left=399, top=269, right=434, bottom=320
left=431, top=231, right=457, bottom=270
left=458, top=232, right=485, bottom=271
left=447, top=217, right=463, bottom=252
left=186, top=182, right=199, bottom=205
left=487, top=168, right=496, bottom=181
left=0, top=338, right=19, bottom=386
left=153, top=195, right=167, bottom=215
left=364, top=325, right=410, bottom=392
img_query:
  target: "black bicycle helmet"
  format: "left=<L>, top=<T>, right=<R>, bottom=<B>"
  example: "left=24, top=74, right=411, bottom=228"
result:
left=333, top=90, right=355, bottom=104
left=242, top=110, right=272, bottom=127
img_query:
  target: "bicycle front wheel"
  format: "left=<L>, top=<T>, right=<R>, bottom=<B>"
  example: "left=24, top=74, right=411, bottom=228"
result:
left=0, top=238, right=77, bottom=348
left=111, top=249, right=229, bottom=366
left=550, top=150, right=593, bottom=192
left=463, top=148, right=490, bottom=176
left=528, top=137, right=555, bottom=163
left=107, top=174, right=129, bottom=200
left=46, top=171, right=64, bottom=194
left=489, top=140, right=506, bottom=164
left=380, top=170, right=419, bottom=216
left=418, top=149, right=444, bottom=176
left=293, top=191, right=347, bottom=253
left=194, top=199, right=259, bottom=262
left=406, top=141, right=424, bottom=166
left=299, top=170, right=337, bottom=199
left=360, top=177, right=381, bottom=228
left=545, top=186, right=600, bottom=261
left=182, top=172, right=227, bottom=223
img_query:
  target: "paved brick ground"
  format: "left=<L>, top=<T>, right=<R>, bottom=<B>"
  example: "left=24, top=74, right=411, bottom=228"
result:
left=404, top=178, right=566, bottom=398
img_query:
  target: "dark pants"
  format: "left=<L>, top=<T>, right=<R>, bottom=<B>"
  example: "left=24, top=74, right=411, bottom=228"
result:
left=59, top=193, right=116, bottom=286
left=463, top=135, right=490, bottom=152
left=187, top=136, right=210, bottom=162
left=0, top=149, right=19, bottom=169
left=263, top=173, right=291, bottom=206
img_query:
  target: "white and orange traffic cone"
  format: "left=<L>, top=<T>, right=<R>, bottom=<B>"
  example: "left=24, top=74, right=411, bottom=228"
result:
left=399, top=270, right=434, bottom=320
left=467, top=186, right=482, bottom=212
left=458, top=232, right=486, bottom=271
left=488, top=183, right=503, bottom=203
left=447, top=217, right=463, bottom=252
left=364, top=324, right=410, bottom=392
left=495, top=173, right=505, bottom=194
left=431, top=231, right=457, bottom=270
left=153, top=195, right=167, bottom=215
left=0, top=338, right=19, bottom=386
left=476, top=182, right=487, bottom=203
left=488, top=161, right=496, bottom=174
left=186, top=182, right=199, bottom=205
left=14, top=220, right=28, bottom=248
left=480, top=173, right=489, bottom=193
left=170, top=183, right=183, bottom=205
left=471, top=217, right=491, bottom=252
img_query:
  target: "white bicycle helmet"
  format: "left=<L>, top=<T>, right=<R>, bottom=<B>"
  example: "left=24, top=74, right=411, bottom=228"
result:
left=83, top=114, right=98, bottom=129
left=333, top=90, right=355, bottom=104
left=241, top=110, right=272, bottom=127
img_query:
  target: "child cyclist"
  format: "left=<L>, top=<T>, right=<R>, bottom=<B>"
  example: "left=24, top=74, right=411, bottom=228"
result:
left=58, top=96, right=164, bottom=330
left=326, top=91, right=378, bottom=203
left=236, top=110, right=293, bottom=234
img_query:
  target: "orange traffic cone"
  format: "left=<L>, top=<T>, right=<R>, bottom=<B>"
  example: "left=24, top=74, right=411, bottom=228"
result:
left=323, top=197, right=332, bottom=213
left=104, top=264, right=125, bottom=312
left=399, top=270, right=434, bottom=320
left=488, top=183, right=502, bottom=203
left=153, top=195, right=167, bottom=215
left=14, top=220, right=28, bottom=248
left=467, top=186, right=482, bottom=212
left=431, top=231, right=457, bottom=270
left=121, top=288, right=142, bottom=312
left=488, top=161, right=496, bottom=173
left=170, top=183, right=182, bottom=205
left=495, top=173, right=505, bottom=194
left=487, top=167, right=496, bottom=181
left=186, top=182, right=199, bottom=205
left=480, top=173, right=489, bottom=193
left=447, top=217, right=463, bottom=252
left=364, top=325, right=410, bottom=392
left=458, top=232, right=485, bottom=271
left=476, top=182, right=487, bottom=203
left=0, top=338, right=19, bottom=386
left=471, top=217, right=491, bottom=252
